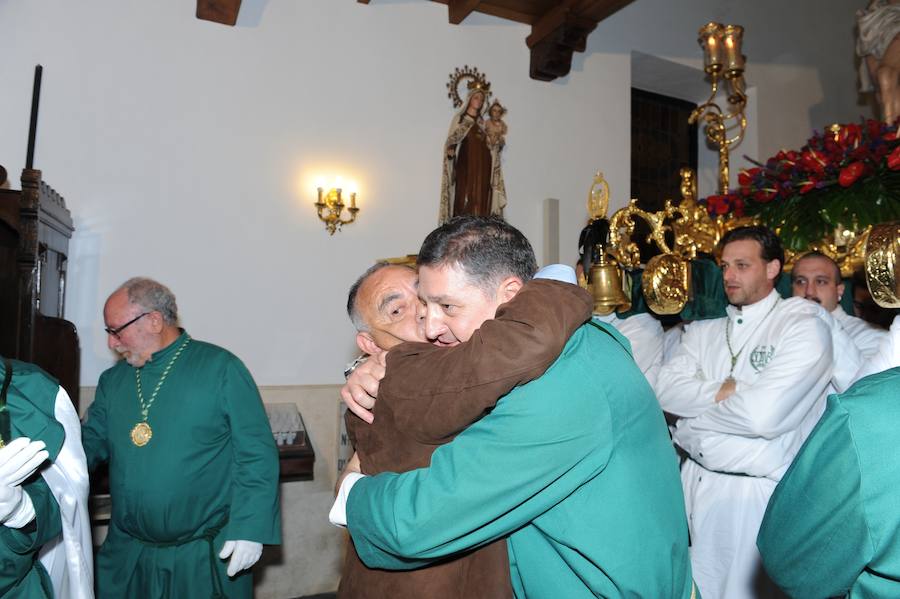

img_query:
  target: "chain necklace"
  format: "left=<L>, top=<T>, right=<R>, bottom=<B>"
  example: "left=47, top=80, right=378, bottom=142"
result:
left=724, top=298, right=779, bottom=382
left=130, top=335, right=191, bottom=447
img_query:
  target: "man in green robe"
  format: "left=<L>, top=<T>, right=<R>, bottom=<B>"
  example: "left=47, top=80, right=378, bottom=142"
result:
left=82, top=277, right=280, bottom=598
left=332, top=216, right=693, bottom=598
left=0, top=357, right=92, bottom=599
left=757, top=366, right=900, bottom=598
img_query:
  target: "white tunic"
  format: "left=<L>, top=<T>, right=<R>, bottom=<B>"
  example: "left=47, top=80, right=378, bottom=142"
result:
left=858, top=314, right=900, bottom=376
left=593, top=312, right=663, bottom=387
left=657, top=289, right=834, bottom=599
left=38, top=387, right=94, bottom=599
left=832, top=305, right=887, bottom=360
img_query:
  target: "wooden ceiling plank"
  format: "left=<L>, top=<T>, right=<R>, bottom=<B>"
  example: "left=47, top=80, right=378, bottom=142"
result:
left=431, top=0, right=537, bottom=25
left=196, top=0, right=242, bottom=26
left=448, top=0, right=483, bottom=24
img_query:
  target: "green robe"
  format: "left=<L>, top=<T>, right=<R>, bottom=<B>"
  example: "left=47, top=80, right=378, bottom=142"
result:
left=758, top=366, right=900, bottom=598
left=82, top=332, right=280, bottom=599
left=347, top=322, right=693, bottom=598
left=0, top=359, right=64, bottom=598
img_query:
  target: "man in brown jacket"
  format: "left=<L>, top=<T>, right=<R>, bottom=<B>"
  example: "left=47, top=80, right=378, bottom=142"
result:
left=338, top=261, right=592, bottom=598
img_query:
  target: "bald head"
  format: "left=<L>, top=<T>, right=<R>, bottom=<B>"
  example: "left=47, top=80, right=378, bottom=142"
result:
left=347, top=264, right=425, bottom=355
left=791, top=253, right=844, bottom=312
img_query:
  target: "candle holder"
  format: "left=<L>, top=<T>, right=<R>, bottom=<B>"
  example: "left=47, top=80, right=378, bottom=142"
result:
left=314, top=187, right=359, bottom=235
left=690, top=22, right=748, bottom=195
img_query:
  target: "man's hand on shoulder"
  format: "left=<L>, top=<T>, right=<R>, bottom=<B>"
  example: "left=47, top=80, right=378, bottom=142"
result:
left=341, top=353, right=387, bottom=424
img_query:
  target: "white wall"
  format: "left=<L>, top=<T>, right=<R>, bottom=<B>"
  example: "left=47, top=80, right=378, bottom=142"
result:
left=0, top=0, right=867, bottom=386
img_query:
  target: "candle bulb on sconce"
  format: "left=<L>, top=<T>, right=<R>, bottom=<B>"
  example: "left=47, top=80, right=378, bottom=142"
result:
left=723, top=25, right=745, bottom=76
left=699, top=22, right=723, bottom=73
left=313, top=182, right=360, bottom=235
left=689, top=21, right=749, bottom=195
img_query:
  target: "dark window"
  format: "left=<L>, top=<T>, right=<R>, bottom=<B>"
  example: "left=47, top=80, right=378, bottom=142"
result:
left=630, top=88, right=698, bottom=261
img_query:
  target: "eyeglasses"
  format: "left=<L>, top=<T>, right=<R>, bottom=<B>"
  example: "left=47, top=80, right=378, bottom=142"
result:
left=105, top=312, right=150, bottom=339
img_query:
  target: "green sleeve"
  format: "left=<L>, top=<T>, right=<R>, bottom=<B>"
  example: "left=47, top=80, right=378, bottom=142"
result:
left=347, top=371, right=612, bottom=570
left=80, top=379, right=110, bottom=473
left=757, top=396, right=872, bottom=598
left=221, top=357, right=281, bottom=544
left=0, top=476, right=62, bottom=553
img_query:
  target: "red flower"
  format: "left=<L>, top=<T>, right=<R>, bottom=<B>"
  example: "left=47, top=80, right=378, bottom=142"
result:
left=753, top=190, right=778, bottom=203
left=705, top=195, right=729, bottom=216
left=738, top=169, right=754, bottom=186
left=838, top=161, right=865, bottom=187
left=800, top=149, right=827, bottom=174
left=888, top=145, right=900, bottom=170
left=731, top=196, right=745, bottom=217
left=799, top=180, right=817, bottom=194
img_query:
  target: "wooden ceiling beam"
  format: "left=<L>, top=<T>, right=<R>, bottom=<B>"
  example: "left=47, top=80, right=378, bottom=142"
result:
left=196, top=0, right=242, bottom=26
left=363, top=0, right=636, bottom=81
left=430, top=1, right=535, bottom=25
left=448, top=0, right=482, bottom=24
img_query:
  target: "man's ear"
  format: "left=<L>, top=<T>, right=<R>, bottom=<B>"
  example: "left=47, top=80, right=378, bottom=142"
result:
left=496, top=276, right=524, bottom=304
left=147, top=311, right=165, bottom=334
left=765, top=259, right=781, bottom=282
left=836, top=281, right=846, bottom=304
left=356, top=332, right=382, bottom=357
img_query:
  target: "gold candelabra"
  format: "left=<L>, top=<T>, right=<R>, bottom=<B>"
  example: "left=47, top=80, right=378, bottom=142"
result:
left=315, top=187, right=359, bottom=235
left=690, top=22, right=747, bottom=194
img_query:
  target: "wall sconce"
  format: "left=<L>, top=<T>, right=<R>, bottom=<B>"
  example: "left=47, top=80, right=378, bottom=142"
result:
left=691, top=22, right=748, bottom=194
left=315, top=186, right=359, bottom=235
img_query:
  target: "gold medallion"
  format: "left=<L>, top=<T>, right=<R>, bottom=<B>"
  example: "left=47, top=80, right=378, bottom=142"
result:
left=130, top=422, right=153, bottom=447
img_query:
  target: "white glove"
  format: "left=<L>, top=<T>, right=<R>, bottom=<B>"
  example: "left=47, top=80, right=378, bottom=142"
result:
left=0, top=485, right=35, bottom=528
left=0, top=438, right=48, bottom=487
left=0, top=438, right=47, bottom=526
left=218, top=539, right=263, bottom=577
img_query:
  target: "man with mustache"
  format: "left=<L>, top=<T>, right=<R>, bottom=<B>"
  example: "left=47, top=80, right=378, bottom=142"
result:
left=791, top=251, right=887, bottom=359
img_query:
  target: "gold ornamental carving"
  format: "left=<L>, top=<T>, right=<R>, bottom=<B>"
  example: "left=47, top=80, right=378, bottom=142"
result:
left=864, top=221, right=900, bottom=308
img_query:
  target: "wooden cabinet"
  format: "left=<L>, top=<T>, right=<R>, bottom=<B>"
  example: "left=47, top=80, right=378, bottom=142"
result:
left=0, top=168, right=79, bottom=406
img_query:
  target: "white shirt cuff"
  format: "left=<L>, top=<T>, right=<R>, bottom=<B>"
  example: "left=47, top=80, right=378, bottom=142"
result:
left=4, top=489, right=36, bottom=529
left=328, top=472, right=366, bottom=528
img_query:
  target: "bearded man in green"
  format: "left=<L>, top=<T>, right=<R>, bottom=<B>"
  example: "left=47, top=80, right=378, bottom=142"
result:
left=82, top=277, right=280, bottom=598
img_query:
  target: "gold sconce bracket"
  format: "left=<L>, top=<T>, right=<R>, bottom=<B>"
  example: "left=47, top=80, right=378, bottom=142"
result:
left=315, top=187, right=359, bottom=235
left=691, top=22, right=748, bottom=195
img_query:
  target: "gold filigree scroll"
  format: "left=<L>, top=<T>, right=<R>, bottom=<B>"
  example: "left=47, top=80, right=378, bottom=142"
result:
left=783, top=226, right=872, bottom=279
left=606, top=168, right=723, bottom=314
left=864, top=221, right=900, bottom=308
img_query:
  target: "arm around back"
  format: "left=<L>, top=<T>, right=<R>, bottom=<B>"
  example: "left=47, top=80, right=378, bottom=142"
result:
left=383, top=279, right=592, bottom=443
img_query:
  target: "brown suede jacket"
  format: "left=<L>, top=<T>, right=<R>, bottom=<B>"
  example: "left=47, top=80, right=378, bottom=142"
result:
left=338, top=279, right=593, bottom=599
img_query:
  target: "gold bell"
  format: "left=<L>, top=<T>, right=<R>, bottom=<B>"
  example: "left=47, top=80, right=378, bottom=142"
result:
left=589, top=253, right=631, bottom=315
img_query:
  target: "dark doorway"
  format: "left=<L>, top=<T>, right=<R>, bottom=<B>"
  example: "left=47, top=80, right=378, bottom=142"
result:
left=630, top=88, right=698, bottom=262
